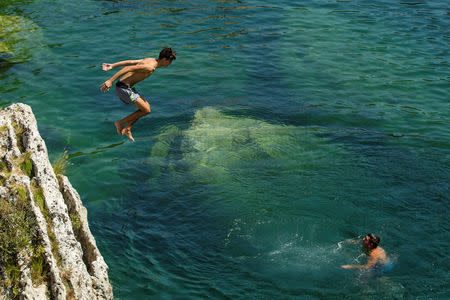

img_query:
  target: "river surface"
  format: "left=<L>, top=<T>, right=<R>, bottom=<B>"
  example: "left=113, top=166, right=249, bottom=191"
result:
left=1, top=0, right=449, bottom=299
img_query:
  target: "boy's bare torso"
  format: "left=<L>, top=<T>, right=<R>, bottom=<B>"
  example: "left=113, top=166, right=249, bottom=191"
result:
left=120, top=58, right=158, bottom=86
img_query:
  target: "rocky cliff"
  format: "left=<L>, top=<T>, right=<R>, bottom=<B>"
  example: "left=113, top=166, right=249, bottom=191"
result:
left=0, top=104, right=113, bottom=299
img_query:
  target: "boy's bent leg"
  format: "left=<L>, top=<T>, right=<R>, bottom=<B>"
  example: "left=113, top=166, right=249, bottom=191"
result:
left=120, top=97, right=151, bottom=142
left=133, top=97, right=151, bottom=115
left=124, top=97, right=150, bottom=128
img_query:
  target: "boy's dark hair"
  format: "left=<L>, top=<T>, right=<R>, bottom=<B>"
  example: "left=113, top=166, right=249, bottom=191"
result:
left=159, top=47, right=176, bottom=61
left=367, top=233, right=380, bottom=248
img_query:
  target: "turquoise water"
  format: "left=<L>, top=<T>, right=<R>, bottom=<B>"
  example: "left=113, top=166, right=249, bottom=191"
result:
left=2, top=0, right=449, bottom=298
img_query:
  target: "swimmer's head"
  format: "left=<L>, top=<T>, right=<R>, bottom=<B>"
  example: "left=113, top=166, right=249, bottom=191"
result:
left=362, top=233, right=380, bottom=250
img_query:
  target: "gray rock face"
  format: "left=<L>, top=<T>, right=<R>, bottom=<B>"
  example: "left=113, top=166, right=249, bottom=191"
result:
left=0, top=103, right=113, bottom=299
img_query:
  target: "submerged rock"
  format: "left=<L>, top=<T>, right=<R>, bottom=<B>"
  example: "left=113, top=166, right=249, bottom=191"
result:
left=0, top=103, right=113, bottom=299
left=149, top=107, right=350, bottom=198
left=0, top=15, right=43, bottom=67
left=145, top=107, right=363, bottom=259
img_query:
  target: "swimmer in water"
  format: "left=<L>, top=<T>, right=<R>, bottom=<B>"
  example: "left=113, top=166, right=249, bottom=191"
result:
left=342, top=233, right=392, bottom=273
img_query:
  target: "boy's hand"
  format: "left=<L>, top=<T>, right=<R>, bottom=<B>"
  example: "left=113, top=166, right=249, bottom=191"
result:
left=100, top=80, right=112, bottom=92
left=102, top=63, right=113, bottom=71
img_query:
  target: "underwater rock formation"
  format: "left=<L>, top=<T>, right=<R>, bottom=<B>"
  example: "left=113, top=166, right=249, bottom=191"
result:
left=0, top=15, right=43, bottom=72
left=149, top=107, right=350, bottom=186
left=0, top=103, right=113, bottom=299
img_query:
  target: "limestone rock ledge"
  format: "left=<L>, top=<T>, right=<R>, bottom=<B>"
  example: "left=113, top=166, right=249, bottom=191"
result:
left=0, top=103, right=113, bottom=299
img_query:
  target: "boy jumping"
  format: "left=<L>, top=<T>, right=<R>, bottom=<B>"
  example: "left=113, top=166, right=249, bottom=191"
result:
left=100, top=47, right=176, bottom=142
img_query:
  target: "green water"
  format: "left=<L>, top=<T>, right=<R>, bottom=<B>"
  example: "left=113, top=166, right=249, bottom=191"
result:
left=1, top=0, right=449, bottom=298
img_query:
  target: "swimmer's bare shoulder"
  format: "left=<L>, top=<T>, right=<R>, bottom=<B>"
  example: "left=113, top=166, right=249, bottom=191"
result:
left=370, top=247, right=388, bottom=263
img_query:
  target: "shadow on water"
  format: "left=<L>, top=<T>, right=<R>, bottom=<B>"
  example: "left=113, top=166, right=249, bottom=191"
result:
left=0, top=56, right=21, bottom=74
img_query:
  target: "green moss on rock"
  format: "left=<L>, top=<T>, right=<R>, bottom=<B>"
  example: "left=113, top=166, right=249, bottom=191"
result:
left=52, top=150, right=71, bottom=176
left=11, top=121, right=24, bottom=153
left=30, top=245, right=48, bottom=286
left=0, top=184, right=35, bottom=296
left=70, top=213, right=82, bottom=234
left=0, top=159, right=8, bottom=172
left=31, top=182, right=62, bottom=269
left=19, top=152, right=34, bottom=178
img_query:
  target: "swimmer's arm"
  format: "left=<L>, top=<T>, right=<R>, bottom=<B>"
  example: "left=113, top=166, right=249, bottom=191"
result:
left=341, top=264, right=364, bottom=269
left=102, top=59, right=143, bottom=71
left=344, top=238, right=360, bottom=244
left=342, top=257, right=377, bottom=269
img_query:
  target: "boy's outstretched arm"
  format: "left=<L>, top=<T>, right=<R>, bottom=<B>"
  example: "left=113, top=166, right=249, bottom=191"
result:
left=102, top=59, right=143, bottom=71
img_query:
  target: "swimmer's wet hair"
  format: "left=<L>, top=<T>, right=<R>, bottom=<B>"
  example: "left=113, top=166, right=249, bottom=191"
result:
left=159, top=47, right=176, bottom=61
left=367, top=233, right=380, bottom=248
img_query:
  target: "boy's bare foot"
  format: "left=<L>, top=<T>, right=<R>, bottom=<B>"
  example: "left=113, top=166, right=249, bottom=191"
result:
left=122, top=128, right=135, bottom=142
left=114, top=121, right=123, bottom=136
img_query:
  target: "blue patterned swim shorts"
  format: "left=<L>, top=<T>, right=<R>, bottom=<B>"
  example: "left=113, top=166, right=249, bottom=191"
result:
left=115, top=81, right=143, bottom=104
